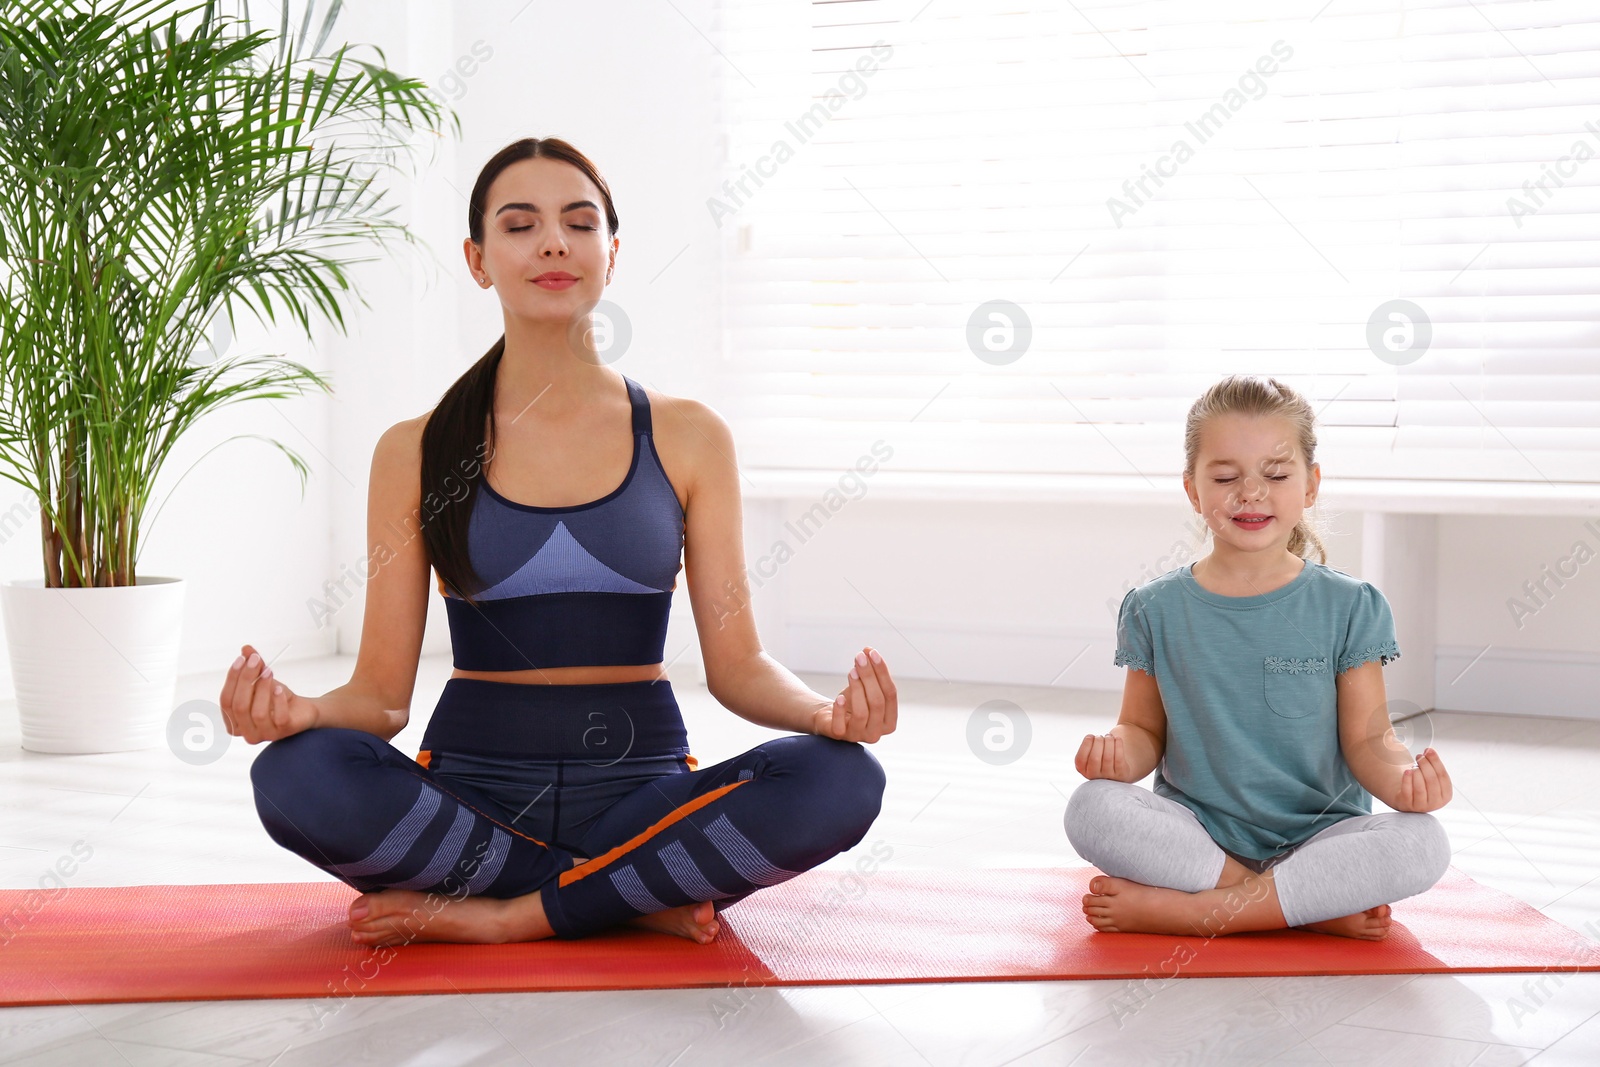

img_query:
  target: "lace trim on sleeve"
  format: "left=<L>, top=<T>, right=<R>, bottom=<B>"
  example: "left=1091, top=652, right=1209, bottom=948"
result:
left=1337, top=642, right=1401, bottom=674
left=1114, top=649, right=1154, bottom=675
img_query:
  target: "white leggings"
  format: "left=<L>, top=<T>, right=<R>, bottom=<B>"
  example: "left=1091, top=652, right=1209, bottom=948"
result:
left=1063, top=779, right=1452, bottom=927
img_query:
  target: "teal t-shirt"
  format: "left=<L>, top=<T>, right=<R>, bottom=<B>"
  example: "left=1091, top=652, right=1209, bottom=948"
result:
left=1113, top=559, right=1401, bottom=861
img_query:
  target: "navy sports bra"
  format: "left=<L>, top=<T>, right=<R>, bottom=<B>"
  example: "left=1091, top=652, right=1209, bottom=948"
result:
left=438, top=376, right=686, bottom=671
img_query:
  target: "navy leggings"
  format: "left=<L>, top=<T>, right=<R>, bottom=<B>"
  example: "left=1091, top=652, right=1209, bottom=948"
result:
left=248, top=678, right=885, bottom=939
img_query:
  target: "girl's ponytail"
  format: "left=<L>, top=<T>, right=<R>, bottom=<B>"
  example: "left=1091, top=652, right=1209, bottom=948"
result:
left=1287, top=518, right=1327, bottom=564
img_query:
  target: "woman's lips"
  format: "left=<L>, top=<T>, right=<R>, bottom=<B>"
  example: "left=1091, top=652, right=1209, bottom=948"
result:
left=532, top=277, right=578, bottom=290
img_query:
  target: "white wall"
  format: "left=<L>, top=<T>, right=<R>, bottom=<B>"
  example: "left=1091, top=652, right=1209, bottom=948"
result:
left=5, top=2, right=1592, bottom=725
left=1433, top=515, right=1600, bottom=717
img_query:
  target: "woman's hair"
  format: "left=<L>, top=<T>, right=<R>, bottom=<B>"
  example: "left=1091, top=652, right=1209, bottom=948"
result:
left=1183, top=375, right=1328, bottom=564
left=419, top=137, right=621, bottom=603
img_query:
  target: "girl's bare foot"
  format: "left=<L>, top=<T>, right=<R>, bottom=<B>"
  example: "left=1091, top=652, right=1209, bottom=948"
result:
left=347, top=887, right=553, bottom=947
left=1081, top=874, right=1289, bottom=936
left=1083, top=875, right=1220, bottom=935
left=1298, top=904, right=1393, bottom=941
left=627, top=900, right=721, bottom=944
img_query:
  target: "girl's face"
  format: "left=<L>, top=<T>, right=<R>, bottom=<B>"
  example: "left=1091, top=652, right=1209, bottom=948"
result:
left=463, top=156, right=617, bottom=326
left=1183, top=412, right=1320, bottom=556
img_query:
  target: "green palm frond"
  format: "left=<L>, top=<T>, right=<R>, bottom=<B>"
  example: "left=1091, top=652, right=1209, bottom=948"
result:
left=0, top=0, right=455, bottom=587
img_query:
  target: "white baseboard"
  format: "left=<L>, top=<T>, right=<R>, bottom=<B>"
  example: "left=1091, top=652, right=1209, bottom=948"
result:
left=1434, top=644, right=1600, bottom=720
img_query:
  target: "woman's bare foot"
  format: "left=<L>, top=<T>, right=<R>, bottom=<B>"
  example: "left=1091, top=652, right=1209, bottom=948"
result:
left=347, top=888, right=553, bottom=947
left=627, top=900, right=721, bottom=944
left=1298, top=904, right=1393, bottom=941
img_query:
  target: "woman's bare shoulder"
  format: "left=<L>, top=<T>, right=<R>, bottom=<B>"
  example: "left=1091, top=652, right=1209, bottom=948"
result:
left=369, top=412, right=433, bottom=488
left=640, top=385, right=735, bottom=505
left=642, top=385, right=729, bottom=440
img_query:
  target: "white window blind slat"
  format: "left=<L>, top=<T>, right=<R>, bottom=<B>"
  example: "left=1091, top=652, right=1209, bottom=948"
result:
left=715, top=0, right=1600, bottom=484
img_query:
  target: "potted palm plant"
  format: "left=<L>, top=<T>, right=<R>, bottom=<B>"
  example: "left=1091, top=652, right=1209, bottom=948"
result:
left=0, top=0, right=452, bottom=752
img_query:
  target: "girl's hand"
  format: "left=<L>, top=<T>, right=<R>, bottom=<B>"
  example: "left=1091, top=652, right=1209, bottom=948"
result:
left=1076, top=732, right=1132, bottom=782
left=221, top=643, right=320, bottom=744
left=815, top=646, right=897, bottom=744
left=1393, top=746, right=1452, bottom=812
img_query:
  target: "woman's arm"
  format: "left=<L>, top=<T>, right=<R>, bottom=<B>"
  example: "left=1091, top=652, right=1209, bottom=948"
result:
left=1075, top=667, right=1167, bottom=782
left=220, top=418, right=428, bottom=745
left=1337, top=660, right=1452, bottom=812
left=660, top=395, right=896, bottom=743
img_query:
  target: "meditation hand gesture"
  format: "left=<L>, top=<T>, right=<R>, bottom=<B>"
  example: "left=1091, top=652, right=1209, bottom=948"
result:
left=816, top=646, right=897, bottom=744
left=220, top=643, right=320, bottom=744
left=1075, top=732, right=1134, bottom=782
left=1392, top=746, right=1452, bottom=813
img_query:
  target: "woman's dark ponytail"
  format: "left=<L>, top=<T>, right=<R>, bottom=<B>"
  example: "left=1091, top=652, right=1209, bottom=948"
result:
left=419, top=338, right=502, bottom=604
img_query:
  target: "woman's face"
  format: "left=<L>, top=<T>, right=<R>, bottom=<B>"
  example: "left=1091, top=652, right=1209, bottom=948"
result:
left=1183, top=412, right=1320, bottom=556
left=464, top=156, right=617, bottom=327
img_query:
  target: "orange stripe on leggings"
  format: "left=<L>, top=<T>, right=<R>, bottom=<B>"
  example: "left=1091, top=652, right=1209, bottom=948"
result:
left=558, top=778, right=750, bottom=887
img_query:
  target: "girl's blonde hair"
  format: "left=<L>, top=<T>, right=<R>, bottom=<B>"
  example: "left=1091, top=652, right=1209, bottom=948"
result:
left=1183, top=375, right=1328, bottom=564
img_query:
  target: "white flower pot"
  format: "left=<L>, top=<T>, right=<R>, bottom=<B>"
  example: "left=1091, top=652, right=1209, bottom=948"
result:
left=2, top=576, right=186, bottom=753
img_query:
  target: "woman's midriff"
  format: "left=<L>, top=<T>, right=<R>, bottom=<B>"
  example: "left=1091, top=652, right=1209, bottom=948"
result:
left=448, top=662, right=668, bottom=685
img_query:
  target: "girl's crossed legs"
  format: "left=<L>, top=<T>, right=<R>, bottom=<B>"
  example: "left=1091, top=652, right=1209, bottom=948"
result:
left=1063, top=779, right=1451, bottom=940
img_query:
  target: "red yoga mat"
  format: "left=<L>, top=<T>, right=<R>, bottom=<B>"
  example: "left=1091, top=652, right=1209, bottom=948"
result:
left=2, top=866, right=1596, bottom=1006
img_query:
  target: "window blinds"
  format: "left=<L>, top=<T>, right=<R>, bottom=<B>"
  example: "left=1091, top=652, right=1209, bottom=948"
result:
left=714, top=0, right=1600, bottom=485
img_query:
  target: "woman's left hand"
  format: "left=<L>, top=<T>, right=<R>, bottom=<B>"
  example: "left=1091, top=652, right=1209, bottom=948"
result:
left=815, top=646, right=897, bottom=743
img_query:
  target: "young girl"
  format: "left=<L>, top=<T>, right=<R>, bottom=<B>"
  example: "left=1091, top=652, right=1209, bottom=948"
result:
left=1064, top=375, right=1452, bottom=941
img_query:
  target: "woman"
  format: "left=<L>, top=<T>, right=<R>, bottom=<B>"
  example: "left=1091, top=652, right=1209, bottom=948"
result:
left=227, top=137, right=895, bottom=947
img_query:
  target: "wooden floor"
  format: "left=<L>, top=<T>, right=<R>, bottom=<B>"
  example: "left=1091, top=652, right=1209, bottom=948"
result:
left=2, top=655, right=1598, bottom=1066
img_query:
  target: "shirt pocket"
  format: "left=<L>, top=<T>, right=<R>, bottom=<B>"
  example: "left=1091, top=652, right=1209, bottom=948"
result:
left=1262, top=655, right=1333, bottom=719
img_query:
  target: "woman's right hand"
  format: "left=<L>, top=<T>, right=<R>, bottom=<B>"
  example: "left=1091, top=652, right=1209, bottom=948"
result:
left=1075, top=731, right=1133, bottom=782
left=221, top=643, right=320, bottom=744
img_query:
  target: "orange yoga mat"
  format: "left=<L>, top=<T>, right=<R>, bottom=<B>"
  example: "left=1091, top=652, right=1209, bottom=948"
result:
left=3, top=866, right=1597, bottom=1006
